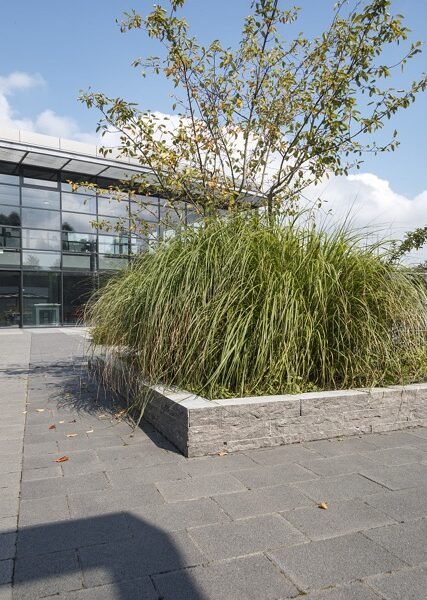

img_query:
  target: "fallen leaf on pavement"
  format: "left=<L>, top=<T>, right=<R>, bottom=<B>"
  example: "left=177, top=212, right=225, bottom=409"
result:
left=59, top=420, right=65, bottom=424
left=22, top=411, right=27, bottom=415
left=66, top=433, right=78, bottom=438
left=49, top=425, right=56, bottom=430
left=55, top=456, right=69, bottom=463
left=36, top=409, right=45, bottom=412
left=217, top=451, right=227, bottom=456
left=318, top=502, right=328, bottom=510
left=86, top=429, right=94, bottom=434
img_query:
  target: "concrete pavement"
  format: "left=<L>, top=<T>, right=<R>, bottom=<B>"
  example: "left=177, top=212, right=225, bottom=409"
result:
left=0, top=329, right=426, bottom=599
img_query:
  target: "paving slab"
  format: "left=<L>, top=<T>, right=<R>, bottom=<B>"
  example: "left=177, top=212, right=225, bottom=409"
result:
left=292, top=472, right=387, bottom=502
left=157, top=473, right=246, bottom=502
left=363, top=518, right=427, bottom=566
left=302, top=582, right=382, bottom=599
left=367, top=565, right=427, bottom=600
left=365, top=486, right=427, bottom=522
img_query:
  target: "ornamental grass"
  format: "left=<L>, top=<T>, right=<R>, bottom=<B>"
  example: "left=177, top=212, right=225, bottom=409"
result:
left=87, top=214, right=427, bottom=399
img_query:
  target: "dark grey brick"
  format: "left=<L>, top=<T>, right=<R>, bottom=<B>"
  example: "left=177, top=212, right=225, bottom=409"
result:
left=129, top=497, right=229, bottom=532
left=0, top=559, right=13, bottom=584
left=78, top=531, right=203, bottom=586
left=13, top=550, right=83, bottom=600
left=154, top=554, right=299, bottom=600
left=157, top=473, right=246, bottom=502
left=21, top=472, right=110, bottom=500
left=368, top=430, right=427, bottom=449
left=0, top=533, right=15, bottom=560
left=188, top=514, right=306, bottom=560
left=293, top=473, right=386, bottom=502
left=298, top=454, right=378, bottom=477
left=226, top=463, right=317, bottom=489
left=304, top=437, right=378, bottom=457
left=303, top=582, right=382, bottom=599
left=182, top=453, right=257, bottom=477
left=56, top=577, right=158, bottom=600
left=68, top=485, right=163, bottom=518
left=245, top=444, right=319, bottom=466
left=106, top=463, right=189, bottom=488
left=360, top=462, right=427, bottom=490
left=365, top=486, right=427, bottom=522
left=361, top=446, right=427, bottom=466
left=364, top=519, right=427, bottom=566
left=368, top=565, right=427, bottom=600
left=0, top=517, right=16, bottom=535
left=0, top=493, right=18, bottom=519
left=19, top=495, right=71, bottom=527
left=21, top=465, right=62, bottom=482
left=268, top=532, right=404, bottom=592
left=214, top=483, right=314, bottom=519
left=282, top=498, right=395, bottom=540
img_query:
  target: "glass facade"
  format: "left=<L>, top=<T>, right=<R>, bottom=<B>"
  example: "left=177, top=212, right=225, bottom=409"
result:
left=0, top=157, right=194, bottom=327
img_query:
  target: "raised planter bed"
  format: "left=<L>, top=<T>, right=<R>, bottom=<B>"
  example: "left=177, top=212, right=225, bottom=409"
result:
left=90, top=353, right=427, bottom=457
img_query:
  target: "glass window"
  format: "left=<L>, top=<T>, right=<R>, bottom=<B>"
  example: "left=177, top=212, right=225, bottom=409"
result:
left=98, top=255, right=129, bottom=271
left=22, top=229, right=61, bottom=251
left=0, top=271, right=20, bottom=327
left=0, top=174, right=18, bottom=185
left=0, top=227, right=20, bottom=249
left=62, top=231, right=96, bottom=254
left=22, top=187, right=59, bottom=209
left=62, top=254, right=92, bottom=271
left=98, top=234, right=129, bottom=256
left=61, top=179, right=95, bottom=194
left=98, top=195, right=130, bottom=218
left=22, top=208, right=60, bottom=230
left=0, top=185, right=20, bottom=206
left=130, top=197, right=159, bottom=222
left=0, top=205, right=21, bottom=227
left=62, top=192, right=96, bottom=214
left=63, top=273, right=94, bottom=324
left=0, top=250, right=20, bottom=268
left=97, top=216, right=129, bottom=234
left=62, top=212, right=97, bottom=234
left=23, top=272, right=60, bottom=326
left=22, top=251, right=61, bottom=270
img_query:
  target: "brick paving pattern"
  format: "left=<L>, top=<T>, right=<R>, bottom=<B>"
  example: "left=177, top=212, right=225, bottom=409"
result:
left=0, top=329, right=426, bottom=599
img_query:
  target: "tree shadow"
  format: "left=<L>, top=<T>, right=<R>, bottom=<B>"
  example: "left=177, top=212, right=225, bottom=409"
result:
left=10, top=512, right=205, bottom=599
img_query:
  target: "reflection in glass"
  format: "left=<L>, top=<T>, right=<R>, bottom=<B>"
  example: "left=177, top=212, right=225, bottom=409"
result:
left=62, top=212, right=97, bottom=234
left=22, top=187, right=59, bottom=209
left=22, top=229, right=61, bottom=251
left=22, top=251, right=61, bottom=270
left=0, top=227, right=20, bottom=249
left=0, top=205, right=21, bottom=226
left=62, top=232, right=96, bottom=253
left=23, top=272, right=60, bottom=326
left=63, top=254, right=93, bottom=271
left=98, top=255, right=129, bottom=271
left=0, top=271, right=20, bottom=327
left=97, top=216, right=128, bottom=234
left=98, top=195, right=129, bottom=218
left=63, top=273, right=94, bottom=324
left=0, top=174, right=18, bottom=185
left=22, top=208, right=60, bottom=230
left=0, top=251, right=20, bottom=267
left=0, top=185, right=20, bottom=206
left=130, top=197, right=159, bottom=222
left=23, top=175, right=58, bottom=188
left=98, top=234, right=129, bottom=256
left=62, top=192, right=96, bottom=214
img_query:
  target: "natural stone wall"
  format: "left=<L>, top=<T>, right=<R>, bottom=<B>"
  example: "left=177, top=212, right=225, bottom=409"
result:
left=90, top=355, right=427, bottom=457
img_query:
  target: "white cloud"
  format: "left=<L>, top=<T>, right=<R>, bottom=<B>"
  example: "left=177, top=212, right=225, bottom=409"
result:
left=0, top=70, right=98, bottom=144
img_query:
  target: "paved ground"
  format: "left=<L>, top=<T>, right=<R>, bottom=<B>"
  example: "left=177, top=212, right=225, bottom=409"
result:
left=0, top=330, right=427, bottom=600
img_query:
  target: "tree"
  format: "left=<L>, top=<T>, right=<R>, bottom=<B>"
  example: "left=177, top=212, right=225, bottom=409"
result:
left=80, top=0, right=426, bottom=223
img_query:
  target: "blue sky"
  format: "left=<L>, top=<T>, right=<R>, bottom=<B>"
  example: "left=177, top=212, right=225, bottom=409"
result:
left=1, top=0, right=426, bottom=258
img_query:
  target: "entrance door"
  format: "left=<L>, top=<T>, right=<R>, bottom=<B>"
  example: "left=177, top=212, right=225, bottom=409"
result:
left=0, top=270, right=20, bottom=327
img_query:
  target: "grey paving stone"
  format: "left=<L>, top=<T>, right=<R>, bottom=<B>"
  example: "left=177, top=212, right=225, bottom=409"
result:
left=268, top=532, right=404, bottom=592
left=19, top=495, right=71, bottom=527
left=361, top=446, right=427, bottom=466
left=0, top=473, right=20, bottom=490
left=21, top=465, right=62, bottom=482
left=303, top=436, right=378, bottom=457
left=106, top=463, right=189, bottom=488
left=68, top=484, right=163, bottom=518
left=188, top=514, right=306, bottom=560
left=129, top=497, right=229, bottom=532
left=365, top=486, right=427, bottom=522
left=56, top=577, right=158, bottom=600
left=298, top=454, right=378, bottom=477
left=293, top=473, right=387, bottom=502
left=0, top=461, right=24, bottom=476
left=409, top=428, right=427, bottom=440
left=231, top=463, right=318, bottom=489
left=154, top=554, right=299, bottom=600
left=0, top=560, right=13, bottom=585
left=13, top=550, right=83, bottom=600
left=58, top=450, right=106, bottom=477
left=0, top=441, right=22, bottom=455
left=368, top=565, right=427, bottom=600
left=303, top=582, right=382, bottom=599
left=182, top=453, right=257, bottom=477
left=17, top=513, right=131, bottom=557
left=0, top=494, right=18, bottom=520
left=363, top=518, right=427, bottom=566
left=282, top=498, right=396, bottom=541
left=21, top=472, right=110, bottom=500
left=23, top=441, right=58, bottom=457
left=245, top=444, right=319, bottom=466
left=0, top=583, right=12, bottom=600
left=157, top=473, right=246, bottom=502
left=0, top=518, right=16, bottom=535
left=368, top=430, right=427, bottom=449
left=213, top=483, right=314, bottom=519
left=360, top=462, right=427, bottom=490
left=78, top=531, right=204, bottom=586
left=0, top=533, right=15, bottom=561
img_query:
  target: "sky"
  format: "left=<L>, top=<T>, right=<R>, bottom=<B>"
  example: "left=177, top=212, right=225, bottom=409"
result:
left=1, top=0, right=426, bottom=262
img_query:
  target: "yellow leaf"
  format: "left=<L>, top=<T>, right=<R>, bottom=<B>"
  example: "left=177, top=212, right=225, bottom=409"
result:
left=318, top=502, right=328, bottom=510
left=66, top=433, right=78, bottom=438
